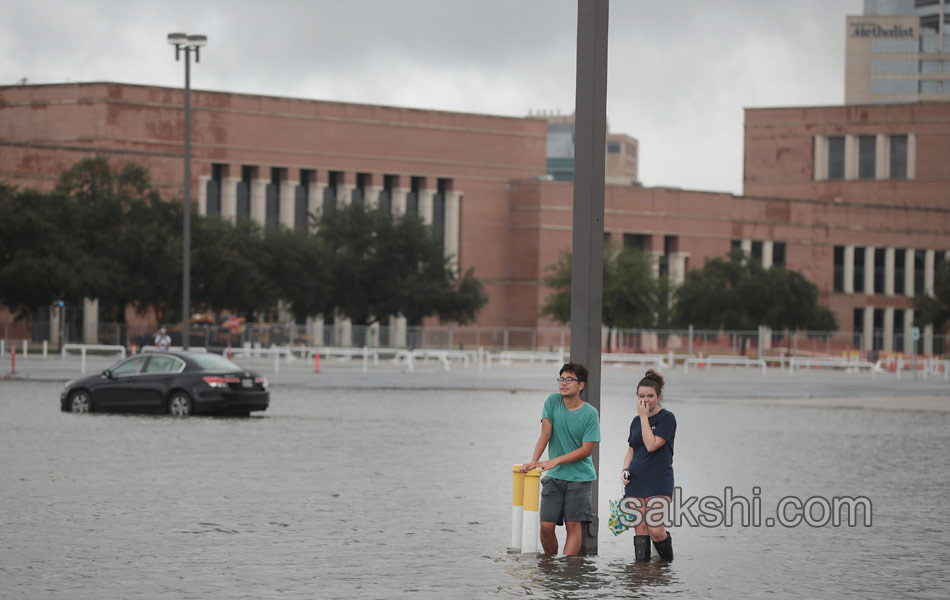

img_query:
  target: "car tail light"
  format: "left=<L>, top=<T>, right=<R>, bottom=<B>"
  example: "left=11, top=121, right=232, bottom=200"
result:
left=203, top=376, right=239, bottom=388
left=254, top=376, right=268, bottom=389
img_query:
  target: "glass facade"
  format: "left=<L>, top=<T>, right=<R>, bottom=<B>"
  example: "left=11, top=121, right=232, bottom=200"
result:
left=871, top=59, right=917, bottom=73
left=828, top=136, right=845, bottom=180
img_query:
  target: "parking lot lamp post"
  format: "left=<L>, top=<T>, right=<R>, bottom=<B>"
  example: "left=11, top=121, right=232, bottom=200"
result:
left=167, top=32, right=206, bottom=350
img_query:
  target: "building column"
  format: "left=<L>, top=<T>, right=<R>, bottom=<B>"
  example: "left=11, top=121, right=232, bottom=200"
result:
left=279, top=178, right=298, bottom=229
left=924, top=324, right=934, bottom=355
left=864, top=245, right=875, bottom=295
left=925, top=249, right=935, bottom=296
left=884, top=247, right=895, bottom=296
left=814, top=136, right=828, bottom=181
left=740, top=239, right=752, bottom=255
left=49, top=305, right=62, bottom=348
left=337, top=183, right=356, bottom=208
left=762, top=241, right=774, bottom=269
left=875, top=134, right=890, bottom=180
left=669, top=252, right=690, bottom=287
left=863, top=306, right=874, bottom=352
left=391, top=316, right=407, bottom=348
left=883, top=307, right=894, bottom=352
left=365, top=185, right=383, bottom=210
left=198, top=175, right=210, bottom=215
left=844, top=245, right=855, bottom=294
left=905, top=249, right=915, bottom=297
left=391, top=187, right=409, bottom=217
left=307, top=181, right=327, bottom=227
left=903, top=309, right=915, bottom=354
left=83, top=298, right=99, bottom=345
left=419, top=188, right=435, bottom=226
left=844, top=135, right=858, bottom=180
left=307, top=316, right=324, bottom=347
left=221, top=176, right=239, bottom=222
left=650, top=250, right=664, bottom=279
left=250, top=176, right=268, bottom=226
left=444, top=190, right=462, bottom=274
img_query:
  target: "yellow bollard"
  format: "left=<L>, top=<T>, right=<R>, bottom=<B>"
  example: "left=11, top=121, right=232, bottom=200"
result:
left=511, top=465, right=525, bottom=550
left=521, top=468, right=542, bottom=553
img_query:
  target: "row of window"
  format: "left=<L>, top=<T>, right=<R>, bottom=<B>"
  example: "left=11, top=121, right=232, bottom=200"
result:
left=204, top=166, right=450, bottom=244
left=870, top=31, right=947, bottom=54
left=871, top=59, right=950, bottom=74
left=832, top=246, right=947, bottom=295
left=729, top=240, right=787, bottom=268
left=825, top=134, right=908, bottom=180
left=850, top=307, right=939, bottom=353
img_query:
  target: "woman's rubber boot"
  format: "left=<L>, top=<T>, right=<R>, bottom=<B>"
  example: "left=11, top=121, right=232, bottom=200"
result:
left=653, top=533, right=674, bottom=561
left=634, top=535, right=652, bottom=562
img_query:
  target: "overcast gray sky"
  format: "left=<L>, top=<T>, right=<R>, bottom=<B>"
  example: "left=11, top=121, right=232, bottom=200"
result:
left=0, top=0, right=863, bottom=194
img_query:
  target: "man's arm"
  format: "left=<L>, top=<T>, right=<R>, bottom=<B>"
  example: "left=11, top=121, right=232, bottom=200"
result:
left=520, top=418, right=552, bottom=473
left=538, top=441, right=595, bottom=471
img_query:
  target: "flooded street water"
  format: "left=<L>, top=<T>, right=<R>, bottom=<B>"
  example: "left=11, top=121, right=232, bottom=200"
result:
left=2, top=378, right=949, bottom=598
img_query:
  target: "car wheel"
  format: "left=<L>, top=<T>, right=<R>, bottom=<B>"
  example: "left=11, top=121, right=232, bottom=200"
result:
left=168, top=391, right=193, bottom=417
left=70, top=390, right=92, bottom=413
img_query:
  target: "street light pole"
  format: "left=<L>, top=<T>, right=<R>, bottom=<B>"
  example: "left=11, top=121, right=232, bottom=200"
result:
left=167, top=33, right=207, bottom=351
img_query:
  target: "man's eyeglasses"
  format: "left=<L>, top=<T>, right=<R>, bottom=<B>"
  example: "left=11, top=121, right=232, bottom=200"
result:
left=556, top=377, right=579, bottom=383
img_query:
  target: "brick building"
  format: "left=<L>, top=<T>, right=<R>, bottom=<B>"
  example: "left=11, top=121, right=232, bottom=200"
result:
left=1, top=82, right=949, bottom=353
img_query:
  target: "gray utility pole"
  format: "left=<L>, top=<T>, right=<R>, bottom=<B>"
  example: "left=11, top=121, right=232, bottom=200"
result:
left=571, top=0, right=608, bottom=556
left=167, top=33, right=207, bottom=350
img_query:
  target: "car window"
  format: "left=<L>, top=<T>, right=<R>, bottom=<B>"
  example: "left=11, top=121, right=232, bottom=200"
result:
left=111, top=355, right=148, bottom=376
left=190, top=353, right=244, bottom=372
left=144, top=355, right=181, bottom=373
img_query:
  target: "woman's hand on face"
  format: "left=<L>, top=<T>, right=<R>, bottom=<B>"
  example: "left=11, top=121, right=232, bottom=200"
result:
left=636, top=397, right=649, bottom=417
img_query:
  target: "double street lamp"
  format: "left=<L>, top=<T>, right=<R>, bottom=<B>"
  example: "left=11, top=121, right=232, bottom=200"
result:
left=167, top=32, right=207, bottom=350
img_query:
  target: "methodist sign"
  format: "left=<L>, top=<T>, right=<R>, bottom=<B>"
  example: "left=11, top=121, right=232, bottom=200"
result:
left=850, top=22, right=915, bottom=38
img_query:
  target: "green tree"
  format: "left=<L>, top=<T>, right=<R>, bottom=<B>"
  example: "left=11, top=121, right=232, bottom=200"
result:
left=914, top=259, right=950, bottom=334
left=673, top=249, right=837, bottom=332
left=317, top=202, right=487, bottom=326
left=258, top=226, right=331, bottom=323
left=191, top=217, right=270, bottom=319
left=540, top=247, right=661, bottom=328
left=0, top=184, right=87, bottom=318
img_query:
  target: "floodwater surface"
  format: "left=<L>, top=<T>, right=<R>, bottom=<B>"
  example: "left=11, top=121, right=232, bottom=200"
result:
left=1, top=380, right=948, bottom=598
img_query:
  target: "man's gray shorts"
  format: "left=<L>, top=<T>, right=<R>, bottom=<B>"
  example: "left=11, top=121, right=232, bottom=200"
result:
left=539, top=477, right=593, bottom=525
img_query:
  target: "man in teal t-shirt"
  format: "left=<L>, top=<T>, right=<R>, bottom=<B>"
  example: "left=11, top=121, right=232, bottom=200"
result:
left=521, top=361, right=601, bottom=555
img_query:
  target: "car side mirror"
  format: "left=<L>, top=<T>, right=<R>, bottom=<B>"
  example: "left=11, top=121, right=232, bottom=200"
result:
left=102, top=369, right=113, bottom=379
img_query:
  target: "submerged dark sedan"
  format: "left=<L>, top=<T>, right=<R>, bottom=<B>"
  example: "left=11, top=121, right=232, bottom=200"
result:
left=60, top=351, right=269, bottom=417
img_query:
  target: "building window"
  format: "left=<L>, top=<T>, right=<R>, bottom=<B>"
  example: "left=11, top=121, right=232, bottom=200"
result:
left=853, top=308, right=864, bottom=348
left=893, top=309, right=905, bottom=350
left=206, top=163, right=223, bottom=216
left=266, top=167, right=282, bottom=228
left=607, top=141, right=622, bottom=154
left=379, top=174, right=395, bottom=215
left=772, top=242, right=786, bottom=269
left=871, top=60, right=917, bottom=74
left=854, top=246, right=866, bottom=294
left=828, top=136, right=845, bottom=180
left=914, top=250, right=926, bottom=295
left=921, top=33, right=939, bottom=52
left=920, top=14, right=939, bottom=33
left=433, top=179, right=448, bottom=248
left=871, top=39, right=917, bottom=53
left=324, top=171, right=340, bottom=215
left=874, top=248, right=886, bottom=294
left=920, top=60, right=943, bottom=73
left=920, top=80, right=941, bottom=94
left=751, top=241, right=763, bottom=263
left=858, top=135, right=876, bottom=179
left=295, top=169, right=311, bottom=232
left=890, top=135, right=908, bottom=179
left=624, top=233, right=648, bottom=251
left=406, top=177, right=422, bottom=216
left=833, top=246, right=845, bottom=292
left=895, top=248, right=906, bottom=295
left=237, top=165, right=252, bottom=221
left=870, top=80, right=918, bottom=94
left=872, top=308, right=885, bottom=351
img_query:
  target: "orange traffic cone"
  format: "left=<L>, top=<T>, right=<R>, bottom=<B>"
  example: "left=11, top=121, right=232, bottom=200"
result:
left=314, top=352, right=321, bottom=374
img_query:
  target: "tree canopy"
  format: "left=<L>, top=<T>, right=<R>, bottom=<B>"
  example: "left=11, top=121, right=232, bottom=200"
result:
left=914, top=258, right=950, bottom=333
left=0, top=158, right=488, bottom=327
left=672, top=249, right=837, bottom=332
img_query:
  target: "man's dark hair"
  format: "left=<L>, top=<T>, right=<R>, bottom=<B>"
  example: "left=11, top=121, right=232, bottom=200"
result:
left=559, top=361, right=588, bottom=384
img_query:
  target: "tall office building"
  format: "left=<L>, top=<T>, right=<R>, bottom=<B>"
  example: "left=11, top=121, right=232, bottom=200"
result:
left=845, top=0, right=950, bottom=103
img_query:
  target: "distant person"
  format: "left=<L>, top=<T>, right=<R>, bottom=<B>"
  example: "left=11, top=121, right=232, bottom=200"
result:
left=154, top=327, right=171, bottom=351
left=621, top=369, right=676, bottom=562
left=521, top=361, right=600, bottom=556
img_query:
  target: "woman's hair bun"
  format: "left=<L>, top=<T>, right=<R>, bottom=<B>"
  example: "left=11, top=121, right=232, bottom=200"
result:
left=639, top=369, right=665, bottom=393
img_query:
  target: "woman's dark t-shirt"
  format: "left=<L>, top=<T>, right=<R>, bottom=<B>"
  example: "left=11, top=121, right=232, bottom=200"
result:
left=624, top=408, right=676, bottom=498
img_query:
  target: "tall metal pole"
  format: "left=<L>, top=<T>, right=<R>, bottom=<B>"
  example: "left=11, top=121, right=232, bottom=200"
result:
left=571, top=0, right=608, bottom=556
left=182, top=48, right=192, bottom=351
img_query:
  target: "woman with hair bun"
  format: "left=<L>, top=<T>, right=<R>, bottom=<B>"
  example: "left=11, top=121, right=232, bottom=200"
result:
left=621, top=369, right=676, bottom=562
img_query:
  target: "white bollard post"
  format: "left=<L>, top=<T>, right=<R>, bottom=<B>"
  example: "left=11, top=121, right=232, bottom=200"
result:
left=362, top=346, right=369, bottom=373
left=23, top=340, right=28, bottom=358
left=478, top=347, right=484, bottom=373
left=511, top=465, right=525, bottom=551
left=521, top=469, right=542, bottom=553
left=1, top=339, right=4, bottom=357
left=81, top=347, right=87, bottom=374
left=43, top=340, right=48, bottom=359
left=274, top=349, right=279, bottom=374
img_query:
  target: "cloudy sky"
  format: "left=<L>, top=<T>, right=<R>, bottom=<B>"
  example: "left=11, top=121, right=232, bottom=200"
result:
left=0, top=0, right=863, bottom=194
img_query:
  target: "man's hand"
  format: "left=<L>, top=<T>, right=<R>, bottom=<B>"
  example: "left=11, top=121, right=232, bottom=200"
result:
left=520, top=461, right=539, bottom=473
left=537, top=459, right=558, bottom=471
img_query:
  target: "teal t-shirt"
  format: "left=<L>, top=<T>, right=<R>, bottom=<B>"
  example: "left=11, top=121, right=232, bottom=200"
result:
left=541, top=393, right=601, bottom=482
